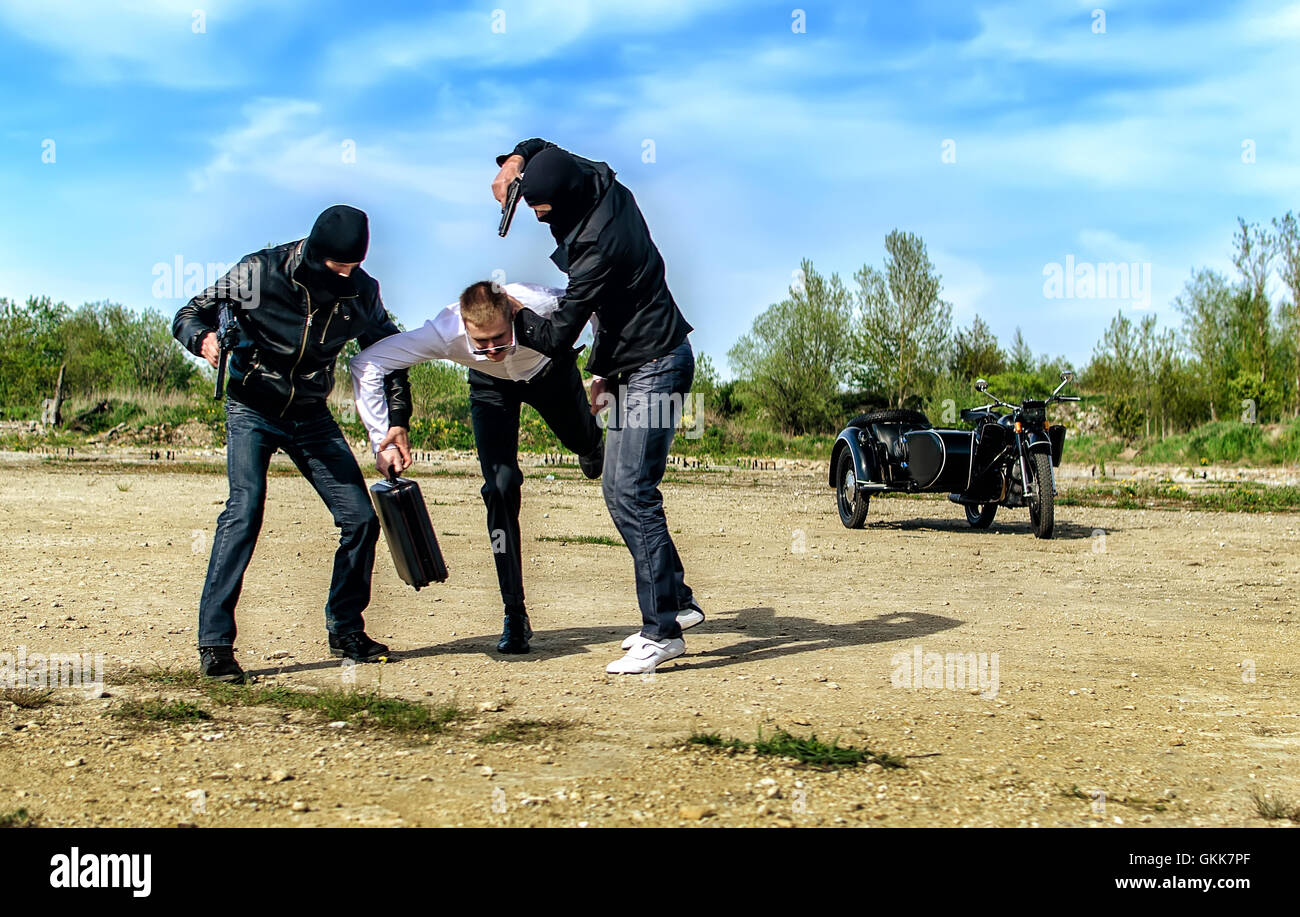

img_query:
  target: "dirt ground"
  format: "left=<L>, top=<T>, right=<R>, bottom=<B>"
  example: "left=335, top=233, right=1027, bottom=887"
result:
left=1, top=451, right=1297, bottom=828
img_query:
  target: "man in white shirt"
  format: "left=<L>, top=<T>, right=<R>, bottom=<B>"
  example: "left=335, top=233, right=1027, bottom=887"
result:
left=350, top=280, right=604, bottom=654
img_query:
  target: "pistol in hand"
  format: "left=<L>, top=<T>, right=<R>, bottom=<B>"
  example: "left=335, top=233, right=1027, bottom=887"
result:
left=498, top=176, right=523, bottom=238
left=213, top=302, right=241, bottom=399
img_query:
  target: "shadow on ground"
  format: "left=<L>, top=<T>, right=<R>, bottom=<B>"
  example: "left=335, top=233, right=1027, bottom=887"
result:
left=245, top=607, right=962, bottom=678
left=866, top=516, right=1112, bottom=540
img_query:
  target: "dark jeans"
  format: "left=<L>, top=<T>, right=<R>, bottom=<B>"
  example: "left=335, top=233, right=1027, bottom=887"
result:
left=602, top=338, right=696, bottom=641
left=197, top=397, right=380, bottom=647
left=469, top=358, right=603, bottom=608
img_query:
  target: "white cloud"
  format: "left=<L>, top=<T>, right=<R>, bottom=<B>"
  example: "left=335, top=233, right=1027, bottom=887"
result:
left=318, top=0, right=740, bottom=87
left=0, top=0, right=274, bottom=86
left=186, top=96, right=529, bottom=207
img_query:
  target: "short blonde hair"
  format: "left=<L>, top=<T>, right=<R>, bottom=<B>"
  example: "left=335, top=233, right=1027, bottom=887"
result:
left=460, top=281, right=511, bottom=327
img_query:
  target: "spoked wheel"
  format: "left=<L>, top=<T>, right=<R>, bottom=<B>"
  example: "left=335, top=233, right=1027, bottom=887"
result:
left=1028, top=452, right=1055, bottom=539
left=965, top=503, right=998, bottom=528
left=836, top=449, right=869, bottom=529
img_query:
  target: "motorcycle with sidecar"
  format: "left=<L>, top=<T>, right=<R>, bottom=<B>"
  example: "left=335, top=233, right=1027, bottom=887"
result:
left=829, top=372, right=1080, bottom=539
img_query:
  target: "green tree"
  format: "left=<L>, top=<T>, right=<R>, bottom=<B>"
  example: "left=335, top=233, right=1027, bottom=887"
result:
left=1007, top=327, right=1034, bottom=373
left=117, top=306, right=197, bottom=392
left=0, top=296, right=68, bottom=407
left=852, top=230, right=952, bottom=407
left=950, top=314, right=1005, bottom=380
left=728, top=259, right=854, bottom=434
left=1273, top=211, right=1300, bottom=414
left=1086, top=311, right=1143, bottom=440
left=1231, top=217, right=1275, bottom=387
left=61, top=303, right=135, bottom=393
left=692, top=352, right=721, bottom=397
left=1174, top=268, right=1234, bottom=422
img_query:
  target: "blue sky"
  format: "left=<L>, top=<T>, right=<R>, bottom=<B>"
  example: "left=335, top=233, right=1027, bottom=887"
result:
left=1, top=0, right=1297, bottom=375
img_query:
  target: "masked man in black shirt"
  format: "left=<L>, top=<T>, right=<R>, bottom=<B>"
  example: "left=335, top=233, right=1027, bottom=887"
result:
left=173, top=205, right=412, bottom=683
left=492, top=139, right=703, bottom=674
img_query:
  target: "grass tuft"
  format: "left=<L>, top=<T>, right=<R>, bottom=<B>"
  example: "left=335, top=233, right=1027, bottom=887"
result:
left=0, top=687, right=55, bottom=708
left=686, top=727, right=905, bottom=770
left=0, top=808, right=38, bottom=828
left=535, top=534, right=623, bottom=547
left=1059, top=480, right=1300, bottom=513
left=123, top=666, right=468, bottom=734
left=1249, top=787, right=1300, bottom=822
left=109, top=697, right=212, bottom=723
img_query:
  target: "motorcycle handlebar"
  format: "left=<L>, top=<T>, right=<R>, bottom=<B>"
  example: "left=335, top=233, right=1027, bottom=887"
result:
left=969, top=391, right=1078, bottom=415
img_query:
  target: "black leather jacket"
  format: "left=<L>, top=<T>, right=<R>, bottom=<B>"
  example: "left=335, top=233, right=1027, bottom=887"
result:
left=172, top=240, right=411, bottom=425
left=498, top=138, right=693, bottom=378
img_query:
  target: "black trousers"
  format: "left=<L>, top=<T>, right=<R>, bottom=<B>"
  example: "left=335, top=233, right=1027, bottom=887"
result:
left=468, top=358, right=602, bottom=608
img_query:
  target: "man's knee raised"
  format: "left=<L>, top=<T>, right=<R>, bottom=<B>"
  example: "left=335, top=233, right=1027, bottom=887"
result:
left=482, top=465, right=522, bottom=502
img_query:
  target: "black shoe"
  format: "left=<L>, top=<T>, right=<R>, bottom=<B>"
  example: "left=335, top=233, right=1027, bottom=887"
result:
left=497, top=611, right=532, bottom=654
left=199, top=646, right=246, bottom=684
left=578, top=438, right=604, bottom=480
left=329, top=631, right=391, bottom=662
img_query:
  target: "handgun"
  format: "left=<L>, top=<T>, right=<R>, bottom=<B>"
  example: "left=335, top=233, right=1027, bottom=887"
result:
left=213, top=302, right=240, bottom=399
left=498, top=176, right=523, bottom=237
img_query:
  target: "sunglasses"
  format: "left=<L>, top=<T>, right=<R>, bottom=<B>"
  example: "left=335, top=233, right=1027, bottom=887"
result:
left=466, top=327, right=516, bottom=356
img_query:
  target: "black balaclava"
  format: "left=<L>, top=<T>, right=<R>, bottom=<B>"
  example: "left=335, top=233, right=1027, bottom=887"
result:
left=298, top=204, right=369, bottom=298
left=520, top=148, right=598, bottom=243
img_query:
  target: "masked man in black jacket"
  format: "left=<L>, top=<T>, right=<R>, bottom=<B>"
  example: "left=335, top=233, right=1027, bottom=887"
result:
left=172, top=205, right=412, bottom=683
left=492, top=139, right=702, bottom=674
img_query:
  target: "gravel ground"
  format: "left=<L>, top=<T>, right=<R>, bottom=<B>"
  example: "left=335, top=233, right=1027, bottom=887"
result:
left=1, top=453, right=1297, bottom=827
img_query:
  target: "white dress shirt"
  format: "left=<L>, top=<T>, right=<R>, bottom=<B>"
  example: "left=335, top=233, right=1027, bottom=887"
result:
left=350, top=282, right=590, bottom=454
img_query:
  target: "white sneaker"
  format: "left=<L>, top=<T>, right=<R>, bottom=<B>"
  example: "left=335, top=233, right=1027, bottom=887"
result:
left=621, top=600, right=705, bottom=650
left=606, top=636, right=686, bottom=674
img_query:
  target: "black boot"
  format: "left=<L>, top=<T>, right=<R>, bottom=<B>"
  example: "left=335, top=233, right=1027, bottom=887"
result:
left=497, top=607, right=532, bottom=654
left=199, top=646, right=246, bottom=684
left=329, top=631, right=391, bottom=662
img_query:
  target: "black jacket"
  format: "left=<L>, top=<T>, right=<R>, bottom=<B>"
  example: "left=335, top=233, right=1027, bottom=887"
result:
left=498, top=138, right=692, bottom=378
left=172, top=240, right=411, bottom=425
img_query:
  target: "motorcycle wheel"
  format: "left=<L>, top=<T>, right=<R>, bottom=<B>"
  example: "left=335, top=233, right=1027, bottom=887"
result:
left=965, top=503, right=997, bottom=528
left=1028, top=452, right=1055, bottom=539
left=836, top=449, right=870, bottom=529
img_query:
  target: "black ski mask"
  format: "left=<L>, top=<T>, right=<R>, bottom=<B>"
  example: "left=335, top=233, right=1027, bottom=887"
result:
left=520, top=148, right=598, bottom=243
left=298, top=204, right=369, bottom=298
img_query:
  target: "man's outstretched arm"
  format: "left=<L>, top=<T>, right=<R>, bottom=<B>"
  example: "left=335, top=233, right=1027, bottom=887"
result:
left=351, top=317, right=456, bottom=470
left=352, top=293, right=428, bottom=474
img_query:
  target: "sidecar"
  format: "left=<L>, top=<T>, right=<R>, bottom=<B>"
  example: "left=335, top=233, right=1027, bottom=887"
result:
left=829, top=408, right=978, bottom=528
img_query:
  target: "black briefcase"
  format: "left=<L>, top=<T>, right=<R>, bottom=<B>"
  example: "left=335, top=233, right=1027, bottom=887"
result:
left=369, top=471, right=448, bottom=590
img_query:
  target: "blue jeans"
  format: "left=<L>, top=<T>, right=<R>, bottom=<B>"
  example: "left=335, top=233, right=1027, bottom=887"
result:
left=602, top=339, right=696, bottom=641
left=197, top=397, right=380, bottom=647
